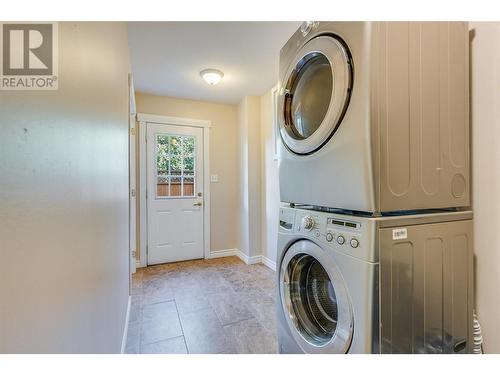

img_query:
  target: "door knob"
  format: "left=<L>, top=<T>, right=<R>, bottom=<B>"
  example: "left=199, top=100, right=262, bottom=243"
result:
left=193, top=202, right=203, bottom=207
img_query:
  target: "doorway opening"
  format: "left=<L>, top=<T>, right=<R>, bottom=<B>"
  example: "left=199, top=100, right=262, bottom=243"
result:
left=137, top=114, right=211, bottom=266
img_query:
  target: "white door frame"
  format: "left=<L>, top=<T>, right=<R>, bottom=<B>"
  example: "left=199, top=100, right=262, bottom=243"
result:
left=137, top=113, right=211, bottom=267
left=129, top=74, right=137, bottom=275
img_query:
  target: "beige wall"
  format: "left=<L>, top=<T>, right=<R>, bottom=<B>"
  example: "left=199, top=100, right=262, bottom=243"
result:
left=135, top=93, right=240, bottom=254
left=470, top=22, right=500, bottom=353
left=260, top=88, right=280, bottom=265
left=0, top=23, right=131, bottom=353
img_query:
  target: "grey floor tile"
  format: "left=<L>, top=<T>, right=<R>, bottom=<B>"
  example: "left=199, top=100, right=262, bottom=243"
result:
left=128, top=257, right=278, bottom=354
left=201, top=276, right=235, bottom=295
left=142, top=280, right=174, bottom=305
left=141, top=319, right=183, bottom=346
left=142, top=300, right=177, bottom=321
left=141, top=301, right=183, bottom=345
left=245, top=295, right=278, bottom=332
left=224, top=318, right=278, bottom=354
left=125, top=321, right=141, bottom=354
left=179, top=307, right=236, bottom=354
left=141, top=336, right=188, bottom=354
left=175, top=291, right=211, bottom=314
left=207, top=291, right=255, bottom=326
left=129, top=295, right=143, bottom=323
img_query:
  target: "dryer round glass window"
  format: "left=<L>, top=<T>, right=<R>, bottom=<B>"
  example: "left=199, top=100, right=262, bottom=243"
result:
left=287, top=54, right=333, bottom=139
left=279, top=35, right=352, bottom=155
left=285, top=253, right=338, bottom=346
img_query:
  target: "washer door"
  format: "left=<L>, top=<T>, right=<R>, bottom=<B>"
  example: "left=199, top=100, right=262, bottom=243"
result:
left=278, top=35, right=352, bottom=155
left=279, top=240, right=353, bottom=353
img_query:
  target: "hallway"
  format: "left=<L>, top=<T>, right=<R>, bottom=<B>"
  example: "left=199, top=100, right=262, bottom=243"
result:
left=125, top=257, right=278, bottom=354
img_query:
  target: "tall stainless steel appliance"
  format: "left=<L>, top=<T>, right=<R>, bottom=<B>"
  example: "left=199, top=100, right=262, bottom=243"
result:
left=276, top=22, right=473, bottom=354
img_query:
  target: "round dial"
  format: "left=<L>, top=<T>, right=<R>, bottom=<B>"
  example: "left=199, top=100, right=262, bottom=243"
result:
left=337, top=235, right=345, bottom=245
left=301, top=215, right=315, bottom=231
left=326, top=233, right=334, bottom=242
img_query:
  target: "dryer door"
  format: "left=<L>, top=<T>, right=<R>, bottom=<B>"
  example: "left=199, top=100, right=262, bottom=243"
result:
left=279, top=240, right=354, bottom=353
left=278, top=35, right=352, bottom=155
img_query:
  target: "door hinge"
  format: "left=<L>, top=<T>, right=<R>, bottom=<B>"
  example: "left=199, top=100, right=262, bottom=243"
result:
left=130, top=127, right=136, bottom=136
left=145, top=190, right=148, bottom=199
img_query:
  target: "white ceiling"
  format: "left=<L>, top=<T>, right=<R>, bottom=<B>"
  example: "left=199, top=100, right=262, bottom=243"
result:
left=127, top=22, right=301, bottom=104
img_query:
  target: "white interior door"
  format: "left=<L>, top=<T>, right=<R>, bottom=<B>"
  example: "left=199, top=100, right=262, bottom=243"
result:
left=146, top=123, right=204, bottom=265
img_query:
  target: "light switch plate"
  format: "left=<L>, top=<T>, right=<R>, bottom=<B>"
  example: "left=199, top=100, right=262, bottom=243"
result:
left=210, top=174, right=219, bottom=183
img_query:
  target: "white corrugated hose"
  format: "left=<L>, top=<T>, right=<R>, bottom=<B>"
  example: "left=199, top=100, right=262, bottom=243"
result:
left=473, top=311, right=483, bottom=354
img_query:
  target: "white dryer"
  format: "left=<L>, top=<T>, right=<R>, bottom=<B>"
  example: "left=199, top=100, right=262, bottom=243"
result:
left=278, top=22, right=470, bottom=214
left=276, top=206, right=473, bottom=354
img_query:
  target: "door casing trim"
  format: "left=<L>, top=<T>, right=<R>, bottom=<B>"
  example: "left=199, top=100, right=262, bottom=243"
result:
left=138, top=113, right=211, bottom=267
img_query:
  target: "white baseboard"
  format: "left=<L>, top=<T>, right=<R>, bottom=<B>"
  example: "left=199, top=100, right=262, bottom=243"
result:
left=121, top=295, right=131, bottom=354
left=237, top=252, right=262, bottom=265
left=207, top=249, right=276, bottom=271
left=208, top=248, right=240, bottom=259
left=261, top=256, right=276, bottom=271
left=135, top=260, right=143, bottom=269
left=209, top=249, right=258, bottom=265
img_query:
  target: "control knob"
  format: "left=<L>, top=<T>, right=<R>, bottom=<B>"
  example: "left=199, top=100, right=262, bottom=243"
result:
left=301, top=215, right=315, bottom=231
left=326, top=232, right=334, bottom=242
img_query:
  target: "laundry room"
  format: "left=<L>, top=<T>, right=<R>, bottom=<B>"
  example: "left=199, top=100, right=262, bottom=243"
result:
left=1, top=1, right=500, bottom=374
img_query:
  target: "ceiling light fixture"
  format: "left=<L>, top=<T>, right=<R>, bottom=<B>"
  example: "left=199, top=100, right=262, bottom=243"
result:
left=200, top=69, right=224, bottom=85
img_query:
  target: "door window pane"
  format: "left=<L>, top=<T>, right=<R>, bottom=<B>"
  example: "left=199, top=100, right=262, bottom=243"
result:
left=183, top=137, right=195, bottom=155
left=170, top=136, right=183, bottom=155
left=156, top=134, right=196, bottom=198
left=183, top=157, right=194, bottom=174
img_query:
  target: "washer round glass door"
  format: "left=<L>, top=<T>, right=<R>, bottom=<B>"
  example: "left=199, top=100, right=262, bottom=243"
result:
left=278, top=35, right=352, bottom=155
left=279, top=240, right=353, bottom=353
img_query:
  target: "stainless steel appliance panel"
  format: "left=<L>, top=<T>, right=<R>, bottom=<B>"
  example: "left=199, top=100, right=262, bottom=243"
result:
left=379, top=219, right=473, bottom=353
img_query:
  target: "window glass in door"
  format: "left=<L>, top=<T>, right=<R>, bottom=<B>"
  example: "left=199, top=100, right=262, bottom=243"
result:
left=155, top=134, right=196, bottom=198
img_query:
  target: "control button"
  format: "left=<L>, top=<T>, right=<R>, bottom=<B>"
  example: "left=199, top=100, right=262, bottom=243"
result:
left=301, top=215, right=315, bottom=231
left=300, top=21, right=314, bottom=36
left=337, top=235, right=345, bottom=245
left=326, top=233, right=334, bottom=242
left=314, top=230, right=320, bottom=238
left=350, top=238, right=359, bottom=248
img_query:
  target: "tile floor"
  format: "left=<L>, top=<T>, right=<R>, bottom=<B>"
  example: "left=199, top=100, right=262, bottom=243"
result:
left=125, top=256, right=278, bottom=354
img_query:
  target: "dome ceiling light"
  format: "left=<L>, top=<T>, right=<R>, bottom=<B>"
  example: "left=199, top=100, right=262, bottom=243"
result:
left=200, top=68, right=224, bottom=85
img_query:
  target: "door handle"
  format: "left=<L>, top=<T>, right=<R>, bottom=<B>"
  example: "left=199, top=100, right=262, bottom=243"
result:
left=193, top=202, right=203, bottom=207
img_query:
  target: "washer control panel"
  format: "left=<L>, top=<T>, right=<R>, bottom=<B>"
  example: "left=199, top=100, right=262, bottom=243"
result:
left=292, top=209, right=363, bottom=251
left=279, top=206, right=377, bottom=263
left=325, top=216, right=361, bottom=250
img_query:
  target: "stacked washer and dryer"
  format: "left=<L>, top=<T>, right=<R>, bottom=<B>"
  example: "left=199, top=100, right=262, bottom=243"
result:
left=276, top=22, right=473, bottom=354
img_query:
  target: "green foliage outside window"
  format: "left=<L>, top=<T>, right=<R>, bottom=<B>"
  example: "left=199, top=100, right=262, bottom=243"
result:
left=156, top=135, right=195, bottom=178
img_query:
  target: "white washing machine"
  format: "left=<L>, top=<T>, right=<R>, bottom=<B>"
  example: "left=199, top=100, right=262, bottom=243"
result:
left=276, top=205, right=473, bottom=354
left=278, top=22, right=470, bottom=214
